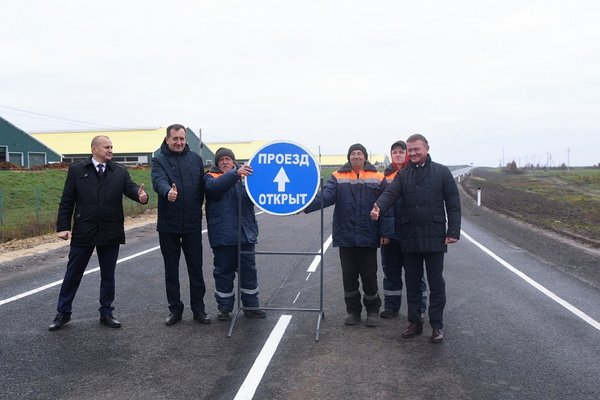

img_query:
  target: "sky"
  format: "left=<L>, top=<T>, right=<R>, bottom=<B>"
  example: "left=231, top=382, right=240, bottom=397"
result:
left=1, top=0, right=599, bottom=167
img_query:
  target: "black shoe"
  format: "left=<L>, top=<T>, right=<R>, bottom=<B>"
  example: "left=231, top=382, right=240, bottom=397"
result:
left=48, top=313, right=71, bottom=331
left=165, top=312, right=182, bottom=326
left=217, top=310, right=231, bottom=321
left=243, top=309, right=267, bottom=319
left=379, top=309, right=400, bottom=319
left=99, top=314, right=121, bottom=328
left=193, top=312, right=211, bottom=324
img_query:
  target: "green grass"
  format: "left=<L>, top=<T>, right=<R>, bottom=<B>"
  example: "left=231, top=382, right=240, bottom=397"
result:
left=0, top=167, right=155, bottom=242
left=0, top=165, right=342, bottom=242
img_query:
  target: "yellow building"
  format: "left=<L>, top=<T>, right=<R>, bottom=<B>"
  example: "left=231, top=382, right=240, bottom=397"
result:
left=31, top=127, right=206, bottom=165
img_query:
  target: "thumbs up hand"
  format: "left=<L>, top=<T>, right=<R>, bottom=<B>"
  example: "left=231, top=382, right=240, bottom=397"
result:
left=138, top=183, right=148, bottom=204
left=370, top=202, right=380, bottom=221
left=168, top=183, right=178, bottom=202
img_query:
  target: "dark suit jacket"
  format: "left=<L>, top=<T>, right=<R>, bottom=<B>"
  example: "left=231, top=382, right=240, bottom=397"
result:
left=56, top=158, right=142, bottom=246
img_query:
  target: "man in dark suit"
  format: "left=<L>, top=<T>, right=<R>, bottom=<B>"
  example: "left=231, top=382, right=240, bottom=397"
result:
left=49, top=135, right=149, bottom=331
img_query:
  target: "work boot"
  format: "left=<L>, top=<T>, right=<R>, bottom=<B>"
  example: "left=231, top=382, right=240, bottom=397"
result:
left=344, top=313, right=361, bottom=325
left=217, top=310, right=231, bottom=321
left=365, top=312, right=379, bottom=327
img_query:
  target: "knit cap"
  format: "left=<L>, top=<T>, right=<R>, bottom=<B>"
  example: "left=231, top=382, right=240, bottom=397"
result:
left=347, top=143, right=368, bottom=160
left=214, top=147, right=235, bottom=164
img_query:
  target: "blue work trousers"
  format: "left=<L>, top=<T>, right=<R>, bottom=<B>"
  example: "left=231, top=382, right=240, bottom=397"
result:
left=212, top=244, right=259, bottom=312
left=381, top=242, right=427, bottom=312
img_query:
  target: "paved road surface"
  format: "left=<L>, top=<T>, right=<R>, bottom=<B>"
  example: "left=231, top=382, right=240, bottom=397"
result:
left=1, top=189, right=599, bottom=399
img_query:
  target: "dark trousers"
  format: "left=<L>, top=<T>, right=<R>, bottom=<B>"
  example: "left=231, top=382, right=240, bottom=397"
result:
left=159, top=231, right=206, bottom=315
left=404, top=252, right=446, bottom=329
left=212, top=244, right=259, bottom=311
left=338, top=247, right=381, bottom=314
left=381, top=242, right=428, bottom=312
left=56, top=244, right=120, bottom=316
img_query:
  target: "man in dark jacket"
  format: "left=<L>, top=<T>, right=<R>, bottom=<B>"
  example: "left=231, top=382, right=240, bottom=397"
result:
left=372, top=134, right=461, bottom=343
left=304, top=143, right=393, bottom=327
left=49, top=135, right=149, bottom=331
left=204, top=148, right=266, bottom=321
left=151, top=124, right=209, bottom=326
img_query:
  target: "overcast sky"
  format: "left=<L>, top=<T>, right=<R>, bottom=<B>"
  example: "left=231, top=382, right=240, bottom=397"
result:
left=1, top=0, right=599, bottom=166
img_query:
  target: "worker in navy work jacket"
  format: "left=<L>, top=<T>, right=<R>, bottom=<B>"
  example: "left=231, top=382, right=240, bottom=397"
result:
left=49, top=135, right=149, bottom=331
left=371, top=134, right=461, bottom=343
left=304, top=143, right=393, bottom=327
left=151, top=124, right=210, bottom=326
left=204, top=147, right=266, bottom=321
left=379, top=140, right=428, bottom=320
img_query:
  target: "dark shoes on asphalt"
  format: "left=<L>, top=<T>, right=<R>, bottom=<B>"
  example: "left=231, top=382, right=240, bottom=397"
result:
left=165, top=312, right=182, bottom=326
left=379, top=309, right=400, bottom=319
left=365, top=312, right=379, bottom=327
left=99, top=314, right=121, bottom=328
left=243, top=309, right=267, bottom=319
left=193, top=312, right=211, bottom=324
left=401, top=322, right=423, bottom=338
left=431, top=329, right=444, bottom=343
left=217, top=310, right=231, bottom=321
left=48, top=313, right=71, bottom=331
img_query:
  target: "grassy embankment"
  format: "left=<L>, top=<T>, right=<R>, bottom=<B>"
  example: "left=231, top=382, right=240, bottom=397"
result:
left=0, top=166, right=344, bottom=243
left=461, top=167, right=600, bottom=247
left=0, top=168, right=155, bottom=243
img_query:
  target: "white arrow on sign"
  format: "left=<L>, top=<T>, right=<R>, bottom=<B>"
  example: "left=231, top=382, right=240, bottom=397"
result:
left=273, top=167, right=290, bottom=192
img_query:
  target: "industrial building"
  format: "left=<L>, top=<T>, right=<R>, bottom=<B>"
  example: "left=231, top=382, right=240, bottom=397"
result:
left=0, top=116, right=62, bottom=167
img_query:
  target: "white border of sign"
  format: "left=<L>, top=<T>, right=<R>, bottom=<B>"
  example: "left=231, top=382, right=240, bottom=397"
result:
left=245, top=140, right=321, bottom=216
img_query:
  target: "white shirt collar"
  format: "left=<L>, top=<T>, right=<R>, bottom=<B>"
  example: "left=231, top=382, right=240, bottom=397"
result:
left=92, top=158, right=104, bottom=169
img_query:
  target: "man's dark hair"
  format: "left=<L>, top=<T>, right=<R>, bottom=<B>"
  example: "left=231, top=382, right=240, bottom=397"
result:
left=166, top=124, right=186, bottom=137
left=406, top=134, right=428, bottom=145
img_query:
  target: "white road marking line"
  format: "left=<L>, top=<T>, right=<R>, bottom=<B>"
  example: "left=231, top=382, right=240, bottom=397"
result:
left=234, top=315, right=292, bottom=400
left=462, top=230, right=600, bottom=332
left=305, top=273, right=311, bottom=281
left=292, top=292, right=301, bottom=304
left=307, top=234, right=332, bottom=272
left=0, top=230, right=206, bottom=307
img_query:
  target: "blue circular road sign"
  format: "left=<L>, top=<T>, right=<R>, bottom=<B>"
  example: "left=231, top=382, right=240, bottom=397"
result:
left=245, top=141, right=320, bottom=216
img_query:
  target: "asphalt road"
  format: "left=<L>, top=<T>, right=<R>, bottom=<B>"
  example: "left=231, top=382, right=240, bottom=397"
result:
left=1, top=199, right=599, bottom=399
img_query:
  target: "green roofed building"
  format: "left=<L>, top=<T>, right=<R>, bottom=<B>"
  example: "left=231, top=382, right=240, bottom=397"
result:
left=0, top=116, right=62, bottom=167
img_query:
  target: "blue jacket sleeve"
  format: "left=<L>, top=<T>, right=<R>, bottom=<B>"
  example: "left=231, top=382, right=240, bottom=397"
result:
left=304, top=174, right=338, bottom=213
left=151, top=157, right=172, bottom=199
left=204, top=170, right=240, bottom=199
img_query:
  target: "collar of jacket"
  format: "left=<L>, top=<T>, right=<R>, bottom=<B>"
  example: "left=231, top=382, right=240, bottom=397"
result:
left=208, top=162, right=240, bottom=174
left=160, top=140, right=190, bottom=156
left=383, top=163, right=401, bottom=176
left=84, top=157, right=112, bottom=170
left=337, top=161, right=377, bottom=173
left=409, top=154, right=432, bottom=170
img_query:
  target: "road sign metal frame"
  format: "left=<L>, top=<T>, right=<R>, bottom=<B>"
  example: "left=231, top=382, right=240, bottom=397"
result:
left=228, top=177, right=326, bottom=342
